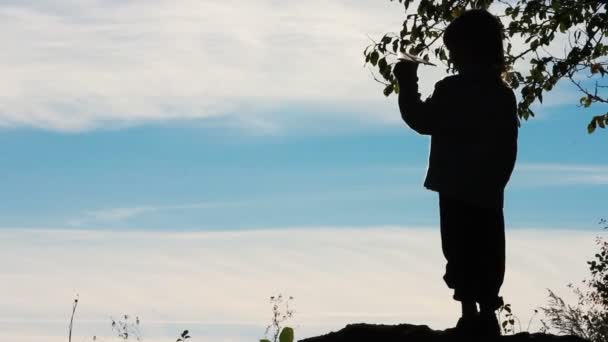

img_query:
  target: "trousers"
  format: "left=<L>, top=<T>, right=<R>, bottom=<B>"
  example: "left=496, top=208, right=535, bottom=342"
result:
left=439, top=192, right=505, bottom=310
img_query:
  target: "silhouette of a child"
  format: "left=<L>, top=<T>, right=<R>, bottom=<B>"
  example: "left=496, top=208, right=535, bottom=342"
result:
left=393, top=9, right=518, bottom=337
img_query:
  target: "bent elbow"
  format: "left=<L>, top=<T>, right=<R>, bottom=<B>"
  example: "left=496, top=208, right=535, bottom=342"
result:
left=401, top=114, right=431, bottom=135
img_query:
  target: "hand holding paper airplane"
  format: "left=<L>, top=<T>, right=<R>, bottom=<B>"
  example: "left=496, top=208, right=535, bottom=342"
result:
left=397, top=51, right=436, bottom=66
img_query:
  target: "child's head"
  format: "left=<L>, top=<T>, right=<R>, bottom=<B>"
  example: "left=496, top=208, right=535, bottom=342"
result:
left=443, top=9, right=506, bottom=74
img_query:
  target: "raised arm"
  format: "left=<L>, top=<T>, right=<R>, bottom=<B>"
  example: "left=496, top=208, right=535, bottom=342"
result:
left=394, top=61, right=445, bottom=136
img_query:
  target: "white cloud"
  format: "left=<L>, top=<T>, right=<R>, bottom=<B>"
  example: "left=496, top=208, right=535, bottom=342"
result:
left=0, top=0, right=417, bottom=132
left=65, top=181, right=427, bottom=227
left=69, top=201, right=237, bottom=225
left=513, top=162, right=608, bottom=187
left=86, top=206, right=152, bottom=221
left=0, top=226, right=600, bottom=341
left=0, top=1, right=592, bottom=133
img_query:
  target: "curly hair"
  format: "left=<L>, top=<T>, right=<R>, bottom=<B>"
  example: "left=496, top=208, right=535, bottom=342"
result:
left=443, top=9, right=507, bottom=74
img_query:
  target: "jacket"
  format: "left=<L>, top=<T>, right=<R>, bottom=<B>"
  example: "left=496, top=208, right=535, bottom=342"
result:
left=398, top=70, right=518, bottom=208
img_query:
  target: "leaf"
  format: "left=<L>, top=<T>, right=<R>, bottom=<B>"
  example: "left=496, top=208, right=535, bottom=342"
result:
left=588, top=120, right=597, bottom=134
left=511, top=6, right=520, bottom=19
left=530, top=39, right=539, bottom=50
left=279, top=327, right=294, bottom=342
left=383, top=84, right=394, bottom=97
left=370, top=51, right=379, bottom=66
left=583, top=97, right=592, bottom=108
left=438, top=48, right=447, bottom=61
left=378, top=58, right=388, bottom=71
left=400, top=26, right=408, bottom=38
left=260, top=339, right=271, bottom=342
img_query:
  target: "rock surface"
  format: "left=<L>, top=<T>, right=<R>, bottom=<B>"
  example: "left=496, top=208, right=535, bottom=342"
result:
left=299, top=323, right=590, bottom=342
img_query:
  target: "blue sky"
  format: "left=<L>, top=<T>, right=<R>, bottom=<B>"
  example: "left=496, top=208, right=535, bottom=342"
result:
left=1, top=1, right=607, bottom=341
left=0, top=0, right=604, bottom=230
left=1, top=99, right=606, bottom=231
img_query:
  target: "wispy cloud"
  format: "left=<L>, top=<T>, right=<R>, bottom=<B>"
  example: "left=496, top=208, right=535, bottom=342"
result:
left=65, top=162, right=608, bottom=227
left=0, top=0, right=589, bottom=133
left=85, top=206, right=153, bottom=221
left=514, top=162, right=608, bottom=187
left=68, top=201, right=238, bottom=226
left=0, top=0, right=417, bottom=132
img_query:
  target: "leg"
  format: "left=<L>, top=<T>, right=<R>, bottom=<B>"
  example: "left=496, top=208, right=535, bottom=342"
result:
left=439, top=193, right=480, bottom=335
left=477, top=207, right=505, bottom=312
left=461, top=301, right=478, bottom=318
left=439, top=193, right=477, bottom=304
left=440, top=193, right=504, bottom=336
left=476, top=207, right=505, bottom=337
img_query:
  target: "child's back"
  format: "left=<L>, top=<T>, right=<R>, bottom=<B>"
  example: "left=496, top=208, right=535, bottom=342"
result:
left=424, top=72, right=518, bottom=208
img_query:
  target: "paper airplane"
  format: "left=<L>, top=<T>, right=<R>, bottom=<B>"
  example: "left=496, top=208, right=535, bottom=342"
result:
left=397, top=51, right=436, bottom=66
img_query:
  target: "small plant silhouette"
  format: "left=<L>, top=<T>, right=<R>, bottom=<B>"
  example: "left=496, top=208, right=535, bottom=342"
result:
left=111, top=314, right=142, bottom=341
left=498, top=303, right=517, bottom=335
left=176, top=330, right=190, bottom=342
left=260, top=294, right=295, bottom=342
left=539, top=219, right=608, bottom=342
left=65, top=296, right=192, bottom=342
left=68, top=294, right=79, bottom=342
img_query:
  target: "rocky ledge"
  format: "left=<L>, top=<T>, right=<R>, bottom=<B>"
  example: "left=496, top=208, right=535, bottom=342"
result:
left=299, top=323, right=589, bottom=342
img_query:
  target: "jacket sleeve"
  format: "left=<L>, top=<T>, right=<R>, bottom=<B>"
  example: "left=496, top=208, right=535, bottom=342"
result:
left=398, top=75, right=448, bottom=136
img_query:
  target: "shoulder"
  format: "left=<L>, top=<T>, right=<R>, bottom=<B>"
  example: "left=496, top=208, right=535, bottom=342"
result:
left=435, top=75, right=462, bottom=89
left=432, top=75, right=462, bottom=97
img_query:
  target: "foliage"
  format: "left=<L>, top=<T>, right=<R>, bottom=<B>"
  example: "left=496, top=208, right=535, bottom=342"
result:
left=497, top=302, right=540, bottom=335
left=176, top=330, right=191, bottom=342
left=66, top=296, right=191, bottom=342
left=261, top=294, right=295, bottom=342
left=539, top=288, right=590, bottom=337
left=108, top=315, right=190, bottom=342
left=364, top=0, right=608, bottom=133
left=539, top=219, right=608, bottom=342
left=498, top=303, right=517, bottom=334
left=111, top=314, right=142, bottom=341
